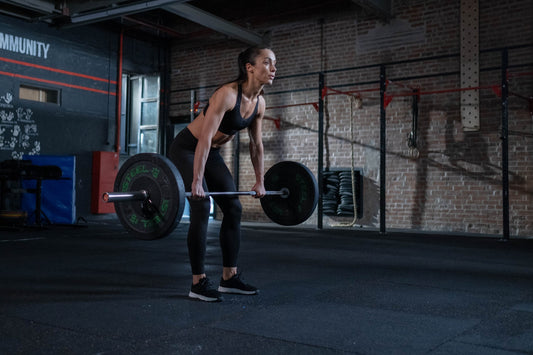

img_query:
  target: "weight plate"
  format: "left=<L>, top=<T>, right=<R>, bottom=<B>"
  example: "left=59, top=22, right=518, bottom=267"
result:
left=260, top=161, right=318, bottom=226
left=113, top=153, right=185, bottom=240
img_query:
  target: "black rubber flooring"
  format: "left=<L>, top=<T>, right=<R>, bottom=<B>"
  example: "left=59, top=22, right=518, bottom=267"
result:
left=1, top=218, right=533, bottom=354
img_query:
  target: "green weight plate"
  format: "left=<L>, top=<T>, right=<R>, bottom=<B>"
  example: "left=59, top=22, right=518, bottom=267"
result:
left=113, top=153, right=185, bottom=240
left=260, top=161, right=318, bottom=226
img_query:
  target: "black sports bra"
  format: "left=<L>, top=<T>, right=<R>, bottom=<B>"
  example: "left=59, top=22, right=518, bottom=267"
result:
left=203, top=84, right=259, bottom=135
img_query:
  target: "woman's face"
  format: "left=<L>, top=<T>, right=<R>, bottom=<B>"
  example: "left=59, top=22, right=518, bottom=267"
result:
left=249, top=49, right=276, bottom=85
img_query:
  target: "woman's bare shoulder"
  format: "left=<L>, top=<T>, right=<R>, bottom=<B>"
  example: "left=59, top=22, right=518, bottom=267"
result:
left=214, top=82, right=238, bottom=95
left=210, top=82, right=238, bottom=108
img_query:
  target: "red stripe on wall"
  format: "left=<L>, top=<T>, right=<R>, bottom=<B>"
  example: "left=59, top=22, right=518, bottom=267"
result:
left=0, top=56, right=117, bottom=85
left=0, top=70, right=116, bottom=96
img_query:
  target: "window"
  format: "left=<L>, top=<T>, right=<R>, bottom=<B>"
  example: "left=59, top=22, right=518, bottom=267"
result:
left=122, top=74, right=160, bottom=155
left=19, top=85, right=60, bottom=104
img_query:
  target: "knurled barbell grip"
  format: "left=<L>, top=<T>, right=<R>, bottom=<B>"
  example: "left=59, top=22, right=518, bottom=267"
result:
left=187, top=188, right=289, bottom=198
left=103, top=188, right=289, bottom=203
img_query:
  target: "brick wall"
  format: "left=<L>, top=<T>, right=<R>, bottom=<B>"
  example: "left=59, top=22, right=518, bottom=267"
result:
left=170, top=0, right=533, bottom=237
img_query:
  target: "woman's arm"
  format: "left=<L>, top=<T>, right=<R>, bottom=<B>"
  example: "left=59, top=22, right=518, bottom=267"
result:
left=190, top=85, right=235, bottom=197
left=248, top=96, right=266, bottom=198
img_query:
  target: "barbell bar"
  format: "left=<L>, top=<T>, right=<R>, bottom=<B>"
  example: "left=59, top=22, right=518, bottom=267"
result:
left=103, top=153, right=318, bottom=240
left=102, top=188, right=289, bottom=203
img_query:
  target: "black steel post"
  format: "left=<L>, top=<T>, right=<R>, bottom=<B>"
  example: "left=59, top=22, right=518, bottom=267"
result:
left=318, top=72, right=325, bottom=229
left=189, top=89, right=196, bottom=123
left=501, top=49, right=510, bottom=241
left=380, top=65, right=387, bottom=235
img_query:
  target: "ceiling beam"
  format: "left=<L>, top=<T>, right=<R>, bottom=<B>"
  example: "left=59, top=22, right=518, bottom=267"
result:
left=68, top=0, right=189, bottom=25
left=67, top=1, right=134, bottom=15
left=164, top=3, right=264, bottom=46
left=0, top=0, right=56, bottom=14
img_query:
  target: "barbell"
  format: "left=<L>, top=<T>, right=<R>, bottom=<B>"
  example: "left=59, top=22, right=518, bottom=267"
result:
left=103, top=188, right=289, bottom=201
left=103, top=153, right=318, bottom=240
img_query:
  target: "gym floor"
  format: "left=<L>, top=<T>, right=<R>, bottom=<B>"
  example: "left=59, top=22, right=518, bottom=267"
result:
left=1, top=218, right=533, bottom=354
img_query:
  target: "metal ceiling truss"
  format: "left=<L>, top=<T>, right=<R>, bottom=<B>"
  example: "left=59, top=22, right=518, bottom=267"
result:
left=66, top=0, right=265, bottom=45
left=68, top=0, right=186, bottom=24
left=1, top=0, right=56, bottom=14
left=164, top=3, right=264, bottom=45
left=0, top=0, right=59, bottom=21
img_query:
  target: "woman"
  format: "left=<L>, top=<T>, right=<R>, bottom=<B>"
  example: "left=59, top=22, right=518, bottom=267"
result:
left=169, top=46, right=276, bottom=302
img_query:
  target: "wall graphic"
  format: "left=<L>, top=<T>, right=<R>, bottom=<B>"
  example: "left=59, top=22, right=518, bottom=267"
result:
left=0, top=91, right=40, bottom=159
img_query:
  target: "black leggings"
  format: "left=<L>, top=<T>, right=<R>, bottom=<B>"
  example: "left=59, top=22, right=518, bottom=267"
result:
left=168, top=128, right=242, bottom=275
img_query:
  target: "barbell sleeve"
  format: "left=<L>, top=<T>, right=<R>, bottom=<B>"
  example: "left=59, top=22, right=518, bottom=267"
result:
left=102, top=190, right=149, bottom=203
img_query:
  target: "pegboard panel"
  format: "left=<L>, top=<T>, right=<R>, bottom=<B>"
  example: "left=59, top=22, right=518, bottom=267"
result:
left=460, top=0, right=480, bottom=131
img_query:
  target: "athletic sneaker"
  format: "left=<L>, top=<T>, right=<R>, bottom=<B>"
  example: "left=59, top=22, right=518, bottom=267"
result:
left=189, top=277, right=223, bottom=302
left=218, top=273, right=259, bottom=295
